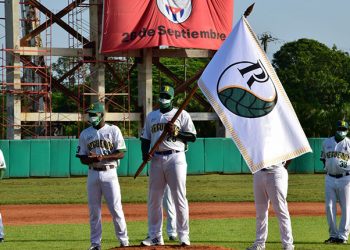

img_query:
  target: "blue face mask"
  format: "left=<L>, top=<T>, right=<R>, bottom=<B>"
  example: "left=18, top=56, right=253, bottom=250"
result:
left=335, top=130, right=348, bottom=141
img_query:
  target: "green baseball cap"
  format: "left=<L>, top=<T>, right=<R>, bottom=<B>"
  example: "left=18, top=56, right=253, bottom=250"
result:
left=160, top=84, right=174, bottom=98
left=337, top=120, right=349, bottom=130
left=87, top=102, right=105, bottom=113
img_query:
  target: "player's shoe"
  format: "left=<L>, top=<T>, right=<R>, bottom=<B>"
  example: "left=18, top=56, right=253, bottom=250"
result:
left=141, top=236, right=164, bottom=246
left=335, top=238, right=347, bottom=244
left=88, top=245, right=101, bottom=250
left=120, top=240, right=129, bottom=247
left=282, top=244, right=295, bottom=250
left=246, top=243, right=266, bottom=250
left=0, top=238, right=4, bottom=243
left=180, top=235, right=190, bottom=246
left=169, top=235, right=177, bottom=241
left=324, top=237, right=338, bottom=244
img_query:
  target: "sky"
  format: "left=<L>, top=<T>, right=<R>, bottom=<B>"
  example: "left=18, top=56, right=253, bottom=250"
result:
left=234, top=0, right=350, bottom=58
left=0, top=0, right=349, bottom=59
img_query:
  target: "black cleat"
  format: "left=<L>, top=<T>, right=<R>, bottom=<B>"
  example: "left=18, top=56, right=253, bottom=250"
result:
left=335, top=238, right=347, bottom=244
left=88, top=245, right=101, bottom=250
left=324, top=237, right=338, bottom=244
left=169, top=235, right=177, bottom=241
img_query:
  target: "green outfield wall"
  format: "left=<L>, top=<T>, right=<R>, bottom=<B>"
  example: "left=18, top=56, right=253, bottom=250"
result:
left=0, top=138, right=324, bottom=178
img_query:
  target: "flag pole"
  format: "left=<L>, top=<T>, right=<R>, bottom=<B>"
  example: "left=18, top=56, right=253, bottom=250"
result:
left=244, top=3, right=255, bottom=18
left=134, top=84, right=199, bottom=179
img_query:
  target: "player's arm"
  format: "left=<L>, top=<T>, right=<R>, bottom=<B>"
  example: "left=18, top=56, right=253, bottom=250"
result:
left=0, top=168, right=5, bottom=180
left=77, top=153, right=102, bottom=165
left=284, top=159, right=292, bottom=169
left=177, top=131, right=196, bottom=142
left=320, top=148, right=326, bottom=167
left=141, top=138, right=152, bottom=161
left=166, top=122, right=196, bottom=142
left=101, top=150, right=125, bottom=161
left=320, top=158, right=325, bottom=166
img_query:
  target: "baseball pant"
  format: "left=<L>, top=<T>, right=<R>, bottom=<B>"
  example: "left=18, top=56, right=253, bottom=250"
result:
left=87, top=169, right=128, bottom=246
left=0, top=212, right=4, bottom=238
left=325, top=174, right=350, bottom=240
left=163, top=185, right=177, bottom=238
left=253, top=166, right=294, bottom=248
left=148, top=152, right=189, bottom=241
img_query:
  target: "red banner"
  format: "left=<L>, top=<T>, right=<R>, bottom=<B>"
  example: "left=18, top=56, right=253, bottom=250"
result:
left=100, top=0, right=233, bottom=53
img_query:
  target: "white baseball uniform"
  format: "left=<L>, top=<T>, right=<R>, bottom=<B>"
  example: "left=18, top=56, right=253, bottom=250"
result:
left=141, top=108, right=196, bottom=243
left=163, top=185, right=177, bottom=238
left=321, top=136, right=350, bottom=241
left=252, top=163, right=294, bottom=249
left=0, top=149, right=6, bottom=240
left=76, top=123, right=129, bottom=247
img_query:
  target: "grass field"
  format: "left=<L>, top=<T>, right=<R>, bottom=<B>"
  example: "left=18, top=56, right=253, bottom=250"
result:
left=0, top=174, right=348, bottom=250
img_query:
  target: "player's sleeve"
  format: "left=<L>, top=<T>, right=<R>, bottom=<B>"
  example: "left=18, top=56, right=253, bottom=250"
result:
left=114, top=126, right=127, bottom=152
left=0, top=150, right=6, bottom=169
left=181, top=111, right=196, bottom=135
left=76, top=131, right=89, bottom=157
left=320, top=139, right=326, bottom=160
left=140, top=113, right=151, bottom=140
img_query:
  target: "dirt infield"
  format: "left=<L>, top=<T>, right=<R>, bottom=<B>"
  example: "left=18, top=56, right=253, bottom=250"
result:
left=1, top=202, right=327, bottom=226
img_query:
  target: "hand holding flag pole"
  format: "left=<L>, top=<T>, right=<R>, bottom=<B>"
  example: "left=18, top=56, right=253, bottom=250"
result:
left=134, top=85, right=199, bottom=179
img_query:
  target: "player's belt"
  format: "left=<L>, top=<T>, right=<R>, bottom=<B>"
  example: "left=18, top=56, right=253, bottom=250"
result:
left=155, top=150, right=180, bottom=155
left=328, top=172, right=350, bottom=178
left=89, top=166, right=115, bottom=171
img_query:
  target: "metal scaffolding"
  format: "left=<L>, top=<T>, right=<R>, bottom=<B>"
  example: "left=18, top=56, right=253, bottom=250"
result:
left=1, top=0, right=221, bottom=140
left=1, top=0, right=132, bottom=139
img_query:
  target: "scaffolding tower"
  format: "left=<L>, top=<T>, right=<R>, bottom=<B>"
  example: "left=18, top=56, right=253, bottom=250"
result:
left=1, top=0, right=132, bottom=139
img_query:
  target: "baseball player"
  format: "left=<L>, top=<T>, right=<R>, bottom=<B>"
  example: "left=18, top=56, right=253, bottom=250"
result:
left=247, top=160, right=294, bottom=250
left=140, top=84, right=196, bottom=246
left=0, top=148, right=6, bottom=243
left=321, top=120, right=350, bottom=244
left=76, top=102, right=129, bottom=250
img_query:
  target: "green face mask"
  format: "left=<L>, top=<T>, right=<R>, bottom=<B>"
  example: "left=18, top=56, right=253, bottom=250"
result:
left=88, top=113, right=102, bottom=127
left=335, top=130, right=348, bottom=141
left=159, top=98, right=173, bottom=109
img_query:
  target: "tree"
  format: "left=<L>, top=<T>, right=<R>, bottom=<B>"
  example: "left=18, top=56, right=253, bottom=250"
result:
left=272, top=39, right=350, bottom=137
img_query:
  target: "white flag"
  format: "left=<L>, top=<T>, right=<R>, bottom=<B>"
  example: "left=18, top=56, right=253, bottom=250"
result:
left=198, top=17, right=312, bottom=173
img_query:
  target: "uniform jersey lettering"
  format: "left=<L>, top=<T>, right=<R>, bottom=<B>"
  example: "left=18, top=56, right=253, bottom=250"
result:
left=325, top=151, right=350, bottom=161
left=151, top=123, right=166, bottom=133
left=87, top=140, right=114, bottom=152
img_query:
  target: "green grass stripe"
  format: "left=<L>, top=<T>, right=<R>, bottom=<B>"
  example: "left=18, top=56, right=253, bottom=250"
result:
left=0, top=174, right=326, bottom=204
left=1, top=217, right=348, bottom=250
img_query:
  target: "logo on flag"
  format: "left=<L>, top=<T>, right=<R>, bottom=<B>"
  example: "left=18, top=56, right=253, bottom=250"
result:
left=198, top=17, right=312, bottom=173
left=217, top=59, right=277, bottom=118
left=156, top=0, right=192, bottom=23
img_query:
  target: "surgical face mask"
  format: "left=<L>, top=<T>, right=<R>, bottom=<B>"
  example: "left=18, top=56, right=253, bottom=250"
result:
left=88, top=113, right=102, bottom=127
left=335, top=130, right=348, bottom=141
left=159, top=98, right=172, bottom=109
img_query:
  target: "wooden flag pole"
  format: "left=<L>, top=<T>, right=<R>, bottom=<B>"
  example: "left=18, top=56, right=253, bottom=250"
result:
left=134, top=84, right=199, bottom=179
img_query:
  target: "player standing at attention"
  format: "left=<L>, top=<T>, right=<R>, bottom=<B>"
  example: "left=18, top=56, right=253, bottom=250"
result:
left=247, top=160, right=294, bottom=250
left=140, top=84, right=196, bottom=246
left=321, top=120, right=350, bottom=244
left=0, top=148, right=6, bottom=243
left=76, top=102, right=129, bottom=250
